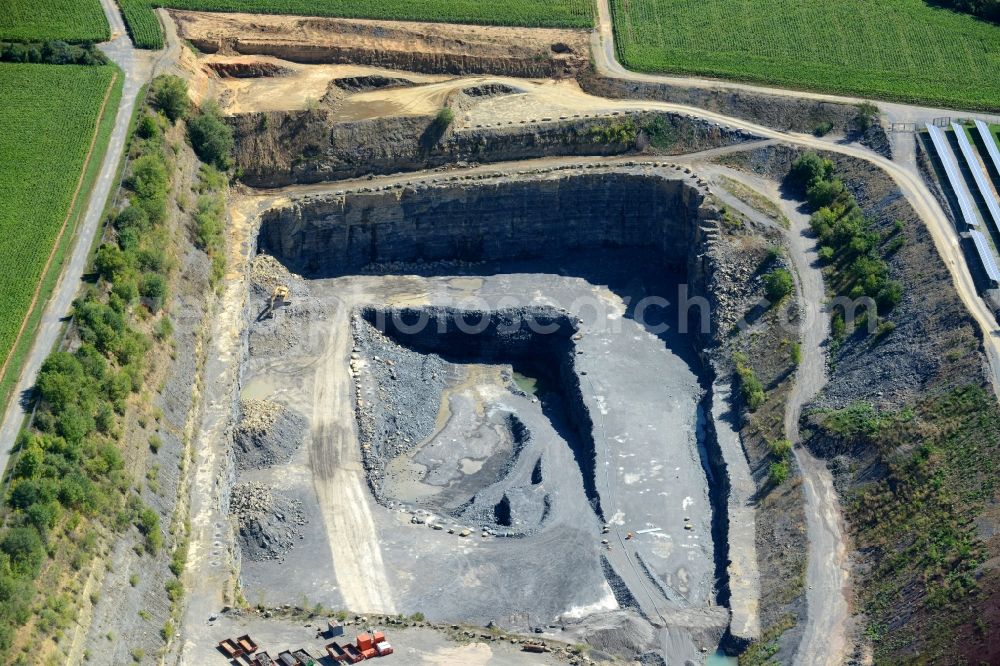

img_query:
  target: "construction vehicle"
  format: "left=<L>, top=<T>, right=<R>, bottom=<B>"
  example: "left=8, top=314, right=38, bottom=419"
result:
left=258, top=284, right=290, bottom=320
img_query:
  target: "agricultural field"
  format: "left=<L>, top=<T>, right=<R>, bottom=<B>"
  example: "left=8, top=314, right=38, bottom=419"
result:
left=610, top=0, right=1000, bottom=111
left=0, top=0, right=108, bottom=43
left=0, top=63, right=121, bottom=400
left=117, top=0, right=593, bottom=49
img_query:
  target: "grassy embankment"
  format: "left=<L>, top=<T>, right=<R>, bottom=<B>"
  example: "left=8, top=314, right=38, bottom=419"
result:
left=610, top=0, right=1000, bottom=111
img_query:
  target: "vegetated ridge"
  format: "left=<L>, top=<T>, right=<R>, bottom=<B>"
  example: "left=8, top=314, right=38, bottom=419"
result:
left=610, top=0, right=1000, bottom=111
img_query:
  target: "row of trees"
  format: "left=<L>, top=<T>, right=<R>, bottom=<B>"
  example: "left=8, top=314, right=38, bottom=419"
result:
left=0, top=41, right=107, bottom=66
left=790, top=153, right=903, bottom=322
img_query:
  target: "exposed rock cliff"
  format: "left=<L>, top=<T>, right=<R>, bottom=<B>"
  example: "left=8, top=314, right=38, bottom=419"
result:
left=257, top=168, right=713, bottom=276
left=230, top=110, right=756, bottom=187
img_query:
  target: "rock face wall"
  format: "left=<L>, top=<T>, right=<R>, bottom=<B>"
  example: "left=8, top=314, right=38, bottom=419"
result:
left=229, top=111, right=756, bottom=187
left=227, top=40, right=583, bottom=78
left=257, top=170, right=712, bottom=277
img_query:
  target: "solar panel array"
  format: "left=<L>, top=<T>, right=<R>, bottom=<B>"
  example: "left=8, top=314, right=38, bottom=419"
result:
left=925, top=123, right=981, bottom=228
left=951, top=122, right=1000, bottom=233
left=974, top=119, right=1000, bottom=183
left=970, top=230, right=1000, bottom=283
left=926, top=123, right=1000, bottom=285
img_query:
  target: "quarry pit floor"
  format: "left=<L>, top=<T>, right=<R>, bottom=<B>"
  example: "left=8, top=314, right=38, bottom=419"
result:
left=235, top=251, right=729, bottom=654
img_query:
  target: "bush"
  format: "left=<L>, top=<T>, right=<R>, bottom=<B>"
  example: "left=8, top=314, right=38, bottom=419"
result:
left=135, top=505, right=162, bottom=554
left=733, top=352, right=765, bottom=411
left=127, top=154, right=169, bottom=225
left=806, top=178, right=845, bottom=208
left=770, top=438, right=793, bottom=458
left=789, top=152, right=833, bottom=191
left=196, top=164, right=226, bottom=193
left=94, top=245, right=129, bottom=283
left=855, top=102, right=879, bottom=132
left=114, top=205, right=150, bottom=234
left=764, top=268, right=794, bottom=302
left=154, top=315, right=173, bottom=342
left=1, top=527, right=46, bottom=577
left=136, top=113, right=160, bottom=141
left=169, top=539, right=189, bottom=577
left=139, top=273, right=167, bottom=312
left=434, top=107, right=454, bottom=128
left=876, top=320, right=896, bottom=339
left=813, top=121, right=834, bottom=137
left=769, top=459, right=790, bottom=485
left=193, top=194, right=225, bottom=252
left=151, top=75, right=189, bottom=123
left=187, top=102, right=233, bottom=169
left=165, top=578, right=183, bottom=603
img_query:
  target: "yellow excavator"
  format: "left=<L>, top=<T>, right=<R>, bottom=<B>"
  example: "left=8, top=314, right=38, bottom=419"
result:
left=258, top=285, right=289, bottom=320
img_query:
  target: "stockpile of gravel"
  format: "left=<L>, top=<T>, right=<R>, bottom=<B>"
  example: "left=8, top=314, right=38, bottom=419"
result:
left=333, top=75, right=415, bottom=92
left=352, top=315, right=452, bottom=492
left=249, top=253, right=291, bottom=295
left=230, top=482, right=308, bottom=562
left=233, top=398, right=306, bottom=471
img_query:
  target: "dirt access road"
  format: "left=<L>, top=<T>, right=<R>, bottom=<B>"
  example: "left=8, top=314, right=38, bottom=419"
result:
left=773, top=178, right=851, bottom=666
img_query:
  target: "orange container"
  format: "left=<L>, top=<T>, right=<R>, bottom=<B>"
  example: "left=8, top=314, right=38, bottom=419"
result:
left=372, top=631, right=385, bottom=644
left=357, top=633, right=373, bottom=651
left=361, top=647, right=377, bottom=659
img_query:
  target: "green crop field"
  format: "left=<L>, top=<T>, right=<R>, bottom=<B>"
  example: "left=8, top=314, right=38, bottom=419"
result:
left=0, top=63, right=121, bottom=393
left=0, top=0, right=109, bottom=43
left=611, top=0, right=1000, bottom=111
left=117, top=0, right=593, bottom=49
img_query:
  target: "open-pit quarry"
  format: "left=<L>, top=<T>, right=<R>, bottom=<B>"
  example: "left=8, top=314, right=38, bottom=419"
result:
left=213, top=164, right=752, bottom=663
left=159, top=8, right=915, bottom=666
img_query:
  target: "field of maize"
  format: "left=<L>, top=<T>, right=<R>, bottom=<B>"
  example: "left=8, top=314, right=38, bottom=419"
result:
left=611, top=0, right=1000, bottom=111
left=0, top=63, right=121, bottom=380
left=0, top=0, right=109, bottom=43
left=117, top=0, right=594, bottom=49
